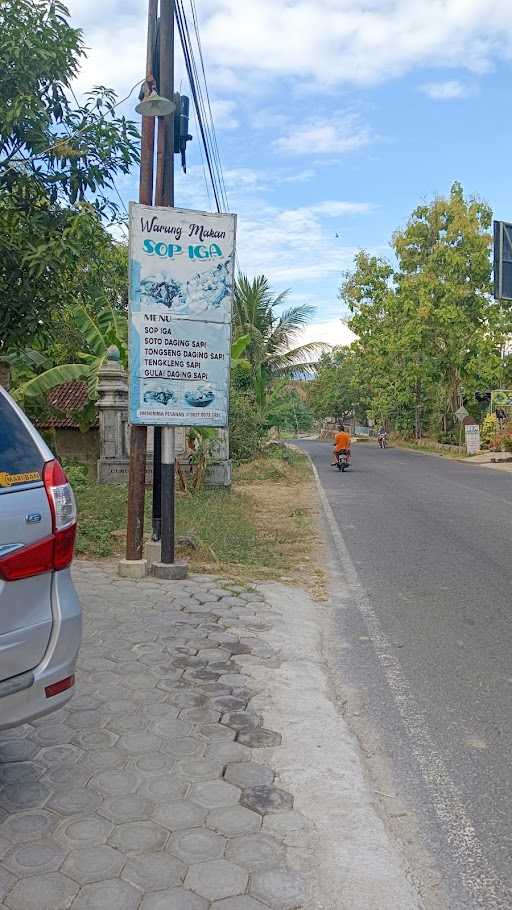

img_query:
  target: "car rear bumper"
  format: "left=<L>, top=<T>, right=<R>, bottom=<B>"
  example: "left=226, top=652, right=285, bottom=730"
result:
left=0, top=567, right=81, bottom=730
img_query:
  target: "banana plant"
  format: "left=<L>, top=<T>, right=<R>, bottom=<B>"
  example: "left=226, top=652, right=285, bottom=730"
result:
left=12, top=305, right=127, bottom=412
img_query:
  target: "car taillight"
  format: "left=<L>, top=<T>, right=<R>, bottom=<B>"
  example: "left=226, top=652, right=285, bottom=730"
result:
left=0, top=460, right=77, bottom=582
left=43, top=460, right=77, bottom=530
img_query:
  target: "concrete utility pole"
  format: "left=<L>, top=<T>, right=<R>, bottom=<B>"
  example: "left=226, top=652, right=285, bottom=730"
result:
left=125, top=0, right=158, bottom=561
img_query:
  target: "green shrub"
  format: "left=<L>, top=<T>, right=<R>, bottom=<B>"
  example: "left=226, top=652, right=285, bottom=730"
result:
left=62, top=461, right=89, bottom=492
left=481, top=413, right=497, bottom=447
left=229, top=387, right=266, bottom=463
left=501, top=435, right=512, bottom=453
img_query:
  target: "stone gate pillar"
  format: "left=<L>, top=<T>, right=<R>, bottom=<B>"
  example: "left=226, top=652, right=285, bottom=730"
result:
left=96, top=347, right=130, bottom=483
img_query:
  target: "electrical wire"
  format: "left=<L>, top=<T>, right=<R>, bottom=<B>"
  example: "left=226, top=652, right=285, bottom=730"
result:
left=175, top=1, right=222, bottom=212
left=189, top=0, right=230, bottom=212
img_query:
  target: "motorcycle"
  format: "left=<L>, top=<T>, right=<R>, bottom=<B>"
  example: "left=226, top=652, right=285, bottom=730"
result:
left=336, top=449, right=350, bottom=472
left=378, top=432, right=388, bottom=449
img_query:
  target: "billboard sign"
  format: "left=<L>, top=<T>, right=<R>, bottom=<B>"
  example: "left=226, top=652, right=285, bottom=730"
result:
left=128, top=204, right=236, bottom=427
left=493, top=220, right=512, bottom=300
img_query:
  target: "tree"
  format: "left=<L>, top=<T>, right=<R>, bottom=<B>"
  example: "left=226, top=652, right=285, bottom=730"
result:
left=0, top=0, right=139, bottom=362
left=307, top=348, right=364, bottom=422
left=341, top=184, right=509, bottom=438
left=233, top=275, right=324, bottom=408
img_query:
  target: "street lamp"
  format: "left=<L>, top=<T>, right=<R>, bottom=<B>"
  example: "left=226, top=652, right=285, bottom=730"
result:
left=135, top=89, right=175, bottom=117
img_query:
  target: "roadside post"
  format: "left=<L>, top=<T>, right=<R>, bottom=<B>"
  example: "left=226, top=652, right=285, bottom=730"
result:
left=122, top=0, right=158, bottom=575
left=463, top=418, right=481, bottom=455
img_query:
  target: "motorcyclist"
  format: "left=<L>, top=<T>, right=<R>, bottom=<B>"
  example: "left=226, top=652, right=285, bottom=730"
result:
left=332, top=424, right=351, bottom=466
left=377, top=425, right=387, bottom=447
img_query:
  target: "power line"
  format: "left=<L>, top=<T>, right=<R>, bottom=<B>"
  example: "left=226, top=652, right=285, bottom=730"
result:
left=175, top=1, right=222, bottom=212
left=189, top=0, right=230, bottom=212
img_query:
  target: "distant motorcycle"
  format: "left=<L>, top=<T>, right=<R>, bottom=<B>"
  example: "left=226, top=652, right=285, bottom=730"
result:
left=336, top=450, right=350, bottom=472
left=377, top=432, right=388, bottom=449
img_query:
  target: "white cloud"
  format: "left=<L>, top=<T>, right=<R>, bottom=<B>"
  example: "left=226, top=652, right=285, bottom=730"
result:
left=296, top=319, right=356, bottom=350
left=68, top=1, right=512, bottom=99
left=211, top=99, right=239, bottom=130
left=275, top=114, right=374, bottom=155
left=421, top=80, right=472, bottom=99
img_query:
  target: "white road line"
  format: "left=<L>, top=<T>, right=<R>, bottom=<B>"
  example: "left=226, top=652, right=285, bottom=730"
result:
left=308, top=454, right=508, bottom=909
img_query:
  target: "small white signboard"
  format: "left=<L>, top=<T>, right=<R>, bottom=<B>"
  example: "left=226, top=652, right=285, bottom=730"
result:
left=465, top=424, right=481, bottom=455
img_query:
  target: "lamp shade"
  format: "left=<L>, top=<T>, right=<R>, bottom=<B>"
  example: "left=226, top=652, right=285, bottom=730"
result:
left=135, top=90, right=176, bottom=117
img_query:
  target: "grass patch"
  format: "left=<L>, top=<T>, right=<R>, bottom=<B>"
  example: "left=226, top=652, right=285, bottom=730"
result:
left=71, top=448, right=326, bottom=596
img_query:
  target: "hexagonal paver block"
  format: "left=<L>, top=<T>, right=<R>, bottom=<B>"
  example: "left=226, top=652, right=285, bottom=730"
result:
left=191, top=780, right=241, bottom=810
left=199, top=723, right=235, bottom=741
left=139, top=776, right=189, bottom=802
left=140, top=888, right=207, bottom=910
left=55, top=815, right=114, bottom=849
left=224, top=763, right=274, bottom=790
left=0, top=761, right=44, bottom=784
left=2, top=809, right=58, bottom=843
left=5, top=872, right=79, bottom=910
left=122, top=852, right=186, bottom=891
left=133, top=752, right=173, bottom=774
left=109, top=820, right=169, bottom=852
left=153, top=718, right=193, bottom=739
left=99, top=794, right=155, bottom=823
left=211, top=899, right=268, bottom=910
left=118, top=732, right=162, bottom=754
left=207, top=742, right=251, bottom=763
left=0, top=782, right=51, bottom=811
left=89, top=769, right=140, bottom=796
left=82, top=749, right=128, bottom=772
left=240, top=786, right=293, bottom=816
left=237, top=729, right=282, bottom=749
left=221, top=713, right=262, bottom=733
left=185, top=859, right=248, bottom=901
left=36, top=744, right=83, bottom=766
left=169, top=827, right=226, bottom=864
left=160, top=736, right=205, bottom=759
left=104, top=715, right=149, bottom=735
left=0, top=738, right=38, bottom=762
left=62, top=845, right=125, bottom=884
left=153, top=800, right=207, bottom=831
left=72, top=730, right=119, bottom=750
left=250, top=870, right=305, bottom=910
left=3, top=840, right=66, bottom=876
left=226, top=833, right=285, bottom=871
left=72, top=879, right=142, bottom=910
left=43, top=765, right=91, bottom=788
left=47, top=787, right=102, bottom=816
left=0, top=866, right=15, bottom=900
left=207, top=806, right=262, bottom=837
left=31, top=722, right=74, bottom=746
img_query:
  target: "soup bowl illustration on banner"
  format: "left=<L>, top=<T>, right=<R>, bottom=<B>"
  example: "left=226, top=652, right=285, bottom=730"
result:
left=184, top=384, right=216, bottom=408
left=143, top=388, right=177, bottom=406
left=139, top=259, right=232, bottom=316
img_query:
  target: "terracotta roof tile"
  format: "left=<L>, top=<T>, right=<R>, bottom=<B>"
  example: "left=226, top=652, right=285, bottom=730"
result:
left=34, top=380, right=98, bottom=430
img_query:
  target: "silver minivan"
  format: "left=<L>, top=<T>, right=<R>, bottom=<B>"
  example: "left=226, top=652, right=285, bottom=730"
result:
left=0, top=387, right=81, bottom=729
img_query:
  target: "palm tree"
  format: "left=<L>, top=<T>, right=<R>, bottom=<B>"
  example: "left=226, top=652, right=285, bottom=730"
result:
left=233, top=274, right=327, bottom=406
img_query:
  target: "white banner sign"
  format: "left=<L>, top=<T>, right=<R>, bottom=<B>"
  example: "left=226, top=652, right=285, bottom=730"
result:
left=465, top=424, right=481, bottom=455
left=128, top=204, right=236, bottom=427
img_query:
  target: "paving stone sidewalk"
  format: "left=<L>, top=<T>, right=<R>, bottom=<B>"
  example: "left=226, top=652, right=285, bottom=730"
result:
left=0, top=562, right=308, bottom=910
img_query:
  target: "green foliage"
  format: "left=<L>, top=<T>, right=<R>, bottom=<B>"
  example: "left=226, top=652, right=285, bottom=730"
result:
left=0, top=0, right=138, bottom=353
left=229, top=386, right=266, bottom=462
left=480, top=413, right=497, bottom=447
left=338, top=183, right=512, bottom=439
left=264, top=382, right=313, bottom=434
left=12, top=304, right=127, bottom=421
left=501, top=435, right=512, bottom=453
left=307, top=348, right=364, bottom=421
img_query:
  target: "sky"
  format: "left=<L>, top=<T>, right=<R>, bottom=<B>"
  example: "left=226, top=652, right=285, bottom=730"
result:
left=67, top=0, right=512, bottom=347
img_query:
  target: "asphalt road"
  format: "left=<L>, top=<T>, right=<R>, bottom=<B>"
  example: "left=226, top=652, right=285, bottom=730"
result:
left=297, top=439, right=512, bottom=910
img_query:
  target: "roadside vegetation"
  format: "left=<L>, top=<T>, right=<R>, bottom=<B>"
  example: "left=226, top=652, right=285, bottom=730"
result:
left=68, top=448, right=326, bottom=597
left=307, top=183, right=512, bottom=445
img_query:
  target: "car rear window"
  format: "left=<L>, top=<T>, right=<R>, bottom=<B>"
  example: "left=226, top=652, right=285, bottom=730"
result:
left=0, top=395, right=44, bottom=491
